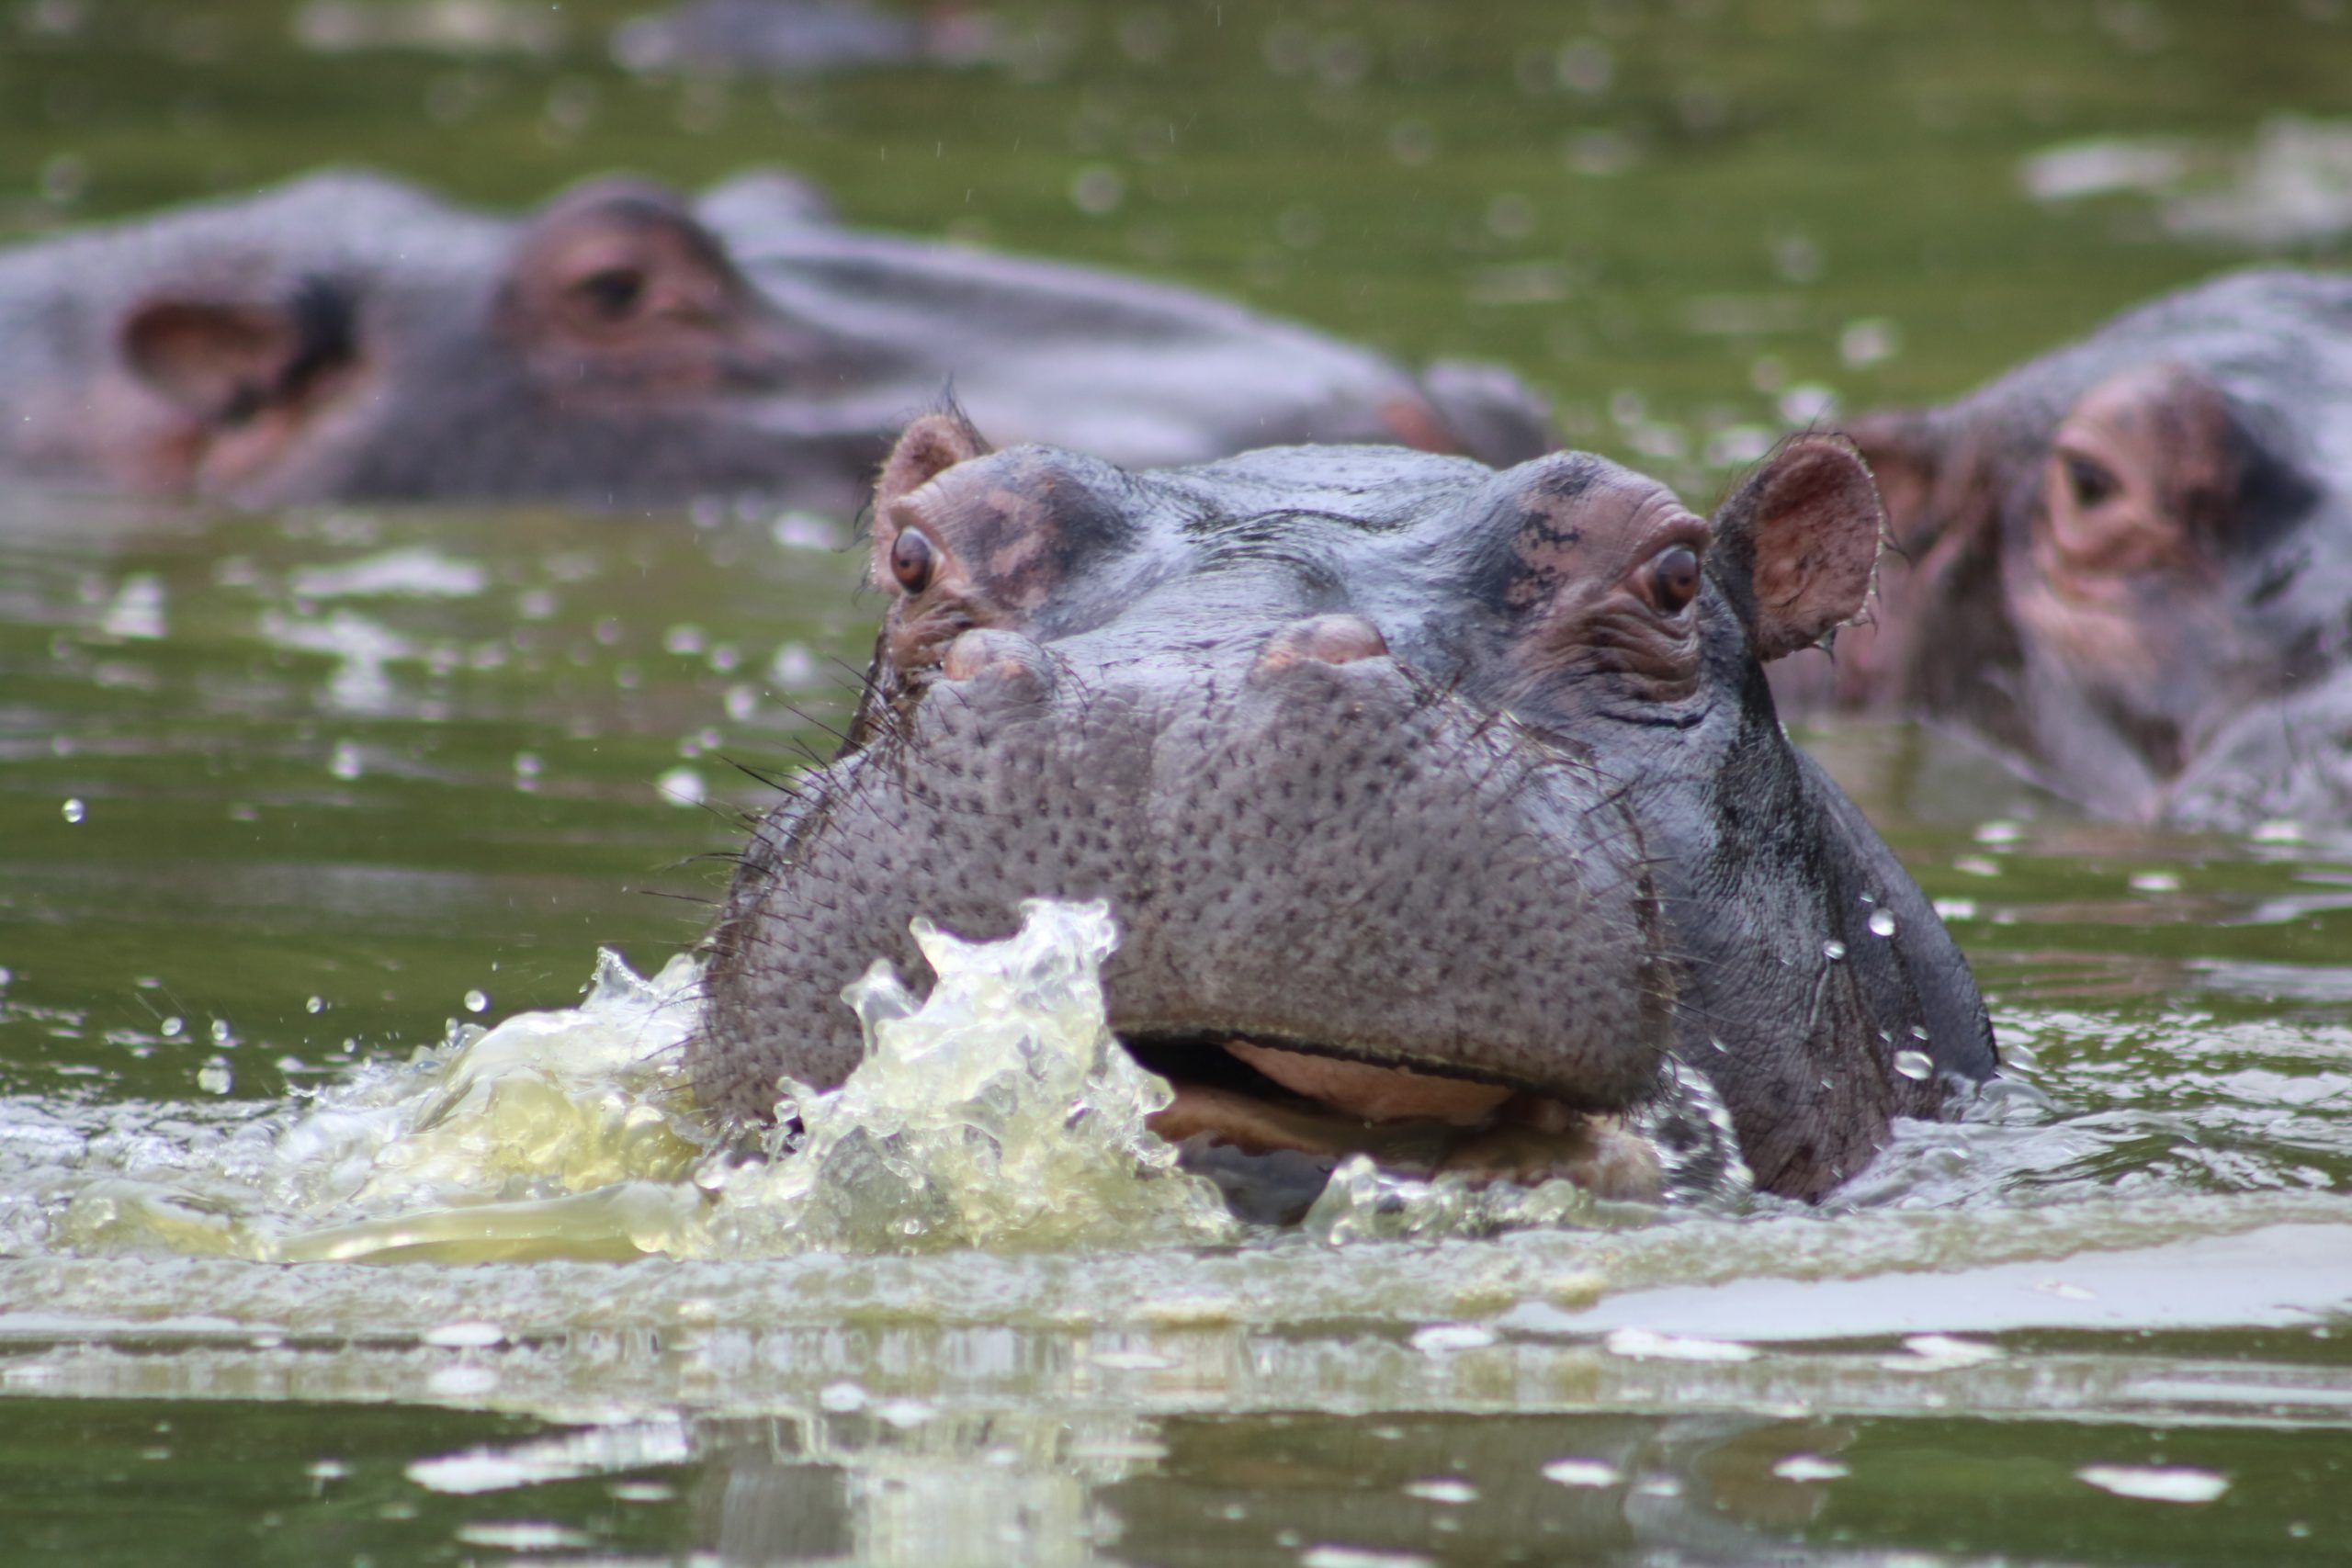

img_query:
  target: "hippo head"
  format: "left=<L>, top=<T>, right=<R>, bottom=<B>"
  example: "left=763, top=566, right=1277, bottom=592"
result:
left=0, top=170, right=1548, bottom=511
left=0, top=171, right=870, bottom=510
left=1791, top=272, right=2348, bottom=825
left=695, top=417, right=1995, bottom=1204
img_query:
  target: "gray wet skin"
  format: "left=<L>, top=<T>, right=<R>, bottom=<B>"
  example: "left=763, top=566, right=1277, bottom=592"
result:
left=0, top=170, right=1549, bottom=512
left=1782, top=269, right=2352, bottom=829
left=695, top=415, right=1996, bottom=1201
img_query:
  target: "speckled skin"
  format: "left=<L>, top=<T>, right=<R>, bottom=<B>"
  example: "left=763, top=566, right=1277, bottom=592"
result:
left=1787, top=270, right=2352, bottom=828
left=0, top=169, right=1548, bottom=511
left=696, top=426, right=1996, bottom=1199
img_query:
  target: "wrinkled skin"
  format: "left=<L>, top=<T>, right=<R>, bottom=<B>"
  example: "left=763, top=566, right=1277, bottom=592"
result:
left=1784, top=270, right=2352, bottom=829
left=0, top=170, right=1550, bottom=512
left=695, top=416, right=1995, bottom=1203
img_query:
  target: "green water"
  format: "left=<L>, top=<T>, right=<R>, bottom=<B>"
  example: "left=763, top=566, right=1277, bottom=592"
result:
left=6, top=1, right=2352, bottom=1562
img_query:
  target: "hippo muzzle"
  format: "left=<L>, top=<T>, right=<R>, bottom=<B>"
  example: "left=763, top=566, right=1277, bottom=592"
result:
left=698, top=613, right=1674, bottom=1179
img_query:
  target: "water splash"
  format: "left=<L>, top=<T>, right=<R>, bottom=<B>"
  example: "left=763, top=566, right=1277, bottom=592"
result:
left=704, top=900, right=1239, bottom=1254
left=58, top=947, right=712, bottom=1262
left=49, top=902, right=1235, bottom=1263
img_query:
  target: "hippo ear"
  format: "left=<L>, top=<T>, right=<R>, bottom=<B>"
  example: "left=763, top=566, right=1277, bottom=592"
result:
left=1711, top=435, right=1884, bottom=661
left=120, top=286, right=356, bottom=426
left=870, top=410, right=992, bottom=592
left=1843, top=410, right=1945, bottom=555
left=876, top=410, right=991, bottom=506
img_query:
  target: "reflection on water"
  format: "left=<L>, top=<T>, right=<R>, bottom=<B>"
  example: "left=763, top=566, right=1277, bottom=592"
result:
left=5, top=905, right=2352, bottom=1561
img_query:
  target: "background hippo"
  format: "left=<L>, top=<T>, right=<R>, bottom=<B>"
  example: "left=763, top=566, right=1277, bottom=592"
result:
left=695, top=415, right=1996, bottom=1203
left=610, top=0, right=997, bottom=77
left=1784, top=270, right=2352, bottom=829
left=0, top=169, right=1550, bottom=513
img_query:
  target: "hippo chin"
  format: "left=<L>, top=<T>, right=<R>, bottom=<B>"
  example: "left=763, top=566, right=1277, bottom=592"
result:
left=693, top=415, right=1996, bottom=1204
left=0, top=170, right=1548, bottom=512
left=1785, top=269, right=2352, bottom=829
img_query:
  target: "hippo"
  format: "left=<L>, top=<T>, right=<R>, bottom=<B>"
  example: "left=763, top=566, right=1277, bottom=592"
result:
left=610, top=0, right=994, bottom=76
left=1786, top=270, right=2352, bottom=829
left=692, top=415, right=1996, bottom=1205
left=0, top=170, right=1548, bottom=513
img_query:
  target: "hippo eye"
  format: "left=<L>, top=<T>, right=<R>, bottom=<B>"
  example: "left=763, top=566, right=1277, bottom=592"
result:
left=2064, top=452, right=2120, bottom=510
left=572, top=266, right=646, bottom=321
left=1647, top=545, right=1703, bottom=615
left=889, top=527, right=935, bottom=593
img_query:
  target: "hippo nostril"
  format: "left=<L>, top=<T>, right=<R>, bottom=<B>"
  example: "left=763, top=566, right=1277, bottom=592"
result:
left=1251, top=614, right=1390, bottom=677
left=941, top=627, right=1054, bottom=691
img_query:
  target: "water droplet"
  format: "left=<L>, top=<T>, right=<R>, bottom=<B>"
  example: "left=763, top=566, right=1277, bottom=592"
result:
left=2129, top=870, right=2180, bottom=894
left=329, top=740, right=363, bottom=781
left=306, top=1459, right=350, bottom=1482
left=1868, top=908, right=1897, bottom=938
left=876, top=1397, right=937, bottom=1430
left=306, top=996, right=325, bottom=1014
left=2076, top=1464, right=2230, bottom=1505
left=1069, top=164, right=1125, bottom=215
left=1542, top=1458, right=1623, bottom=1488
left=1894, top=1049, right=1934, bottom=1081
left=424, top=1365, right=498, bottom=1398
left=770, top=641, right=819, bottom=685
left=61, top=798, right=85, bottom=823
left=160, top=1017, right=184, bottom=1039
left=1823, top=940, right=1848, bottom=961
left=463, top=989, right=489, bottom=1014
left=1773, top=1454, right=1850, bottom=1482
left=1409, top=1323, right=1497, bottom=1355
left=423, top=1320, right=504, bottom=1348
left=818, top=1381, right=868, bottom=1413
left=1973, top=818, right=2023, bottom=845
left=196, top=1056, right=232, bottom=1094
left=209, top=1018, right=232, bottom=1044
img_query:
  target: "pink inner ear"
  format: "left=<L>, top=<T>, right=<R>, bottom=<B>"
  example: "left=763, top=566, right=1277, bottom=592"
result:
left=120, top=300, right=300, bottom=420
left=876, top=413, right=989, bottom=508
left=1742, top=438, right=1884, bottom=661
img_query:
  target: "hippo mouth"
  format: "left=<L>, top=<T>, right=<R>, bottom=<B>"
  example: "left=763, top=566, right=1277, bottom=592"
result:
left=1118, top=1032, right=1665, bottom=1213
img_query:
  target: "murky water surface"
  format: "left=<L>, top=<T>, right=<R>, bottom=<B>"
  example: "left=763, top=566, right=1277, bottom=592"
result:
left=6, top=3, right=2352, bottom=1563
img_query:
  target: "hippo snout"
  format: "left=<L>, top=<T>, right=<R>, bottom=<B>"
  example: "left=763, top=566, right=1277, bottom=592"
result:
left=697, top=637, right=1675, bottom=1131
